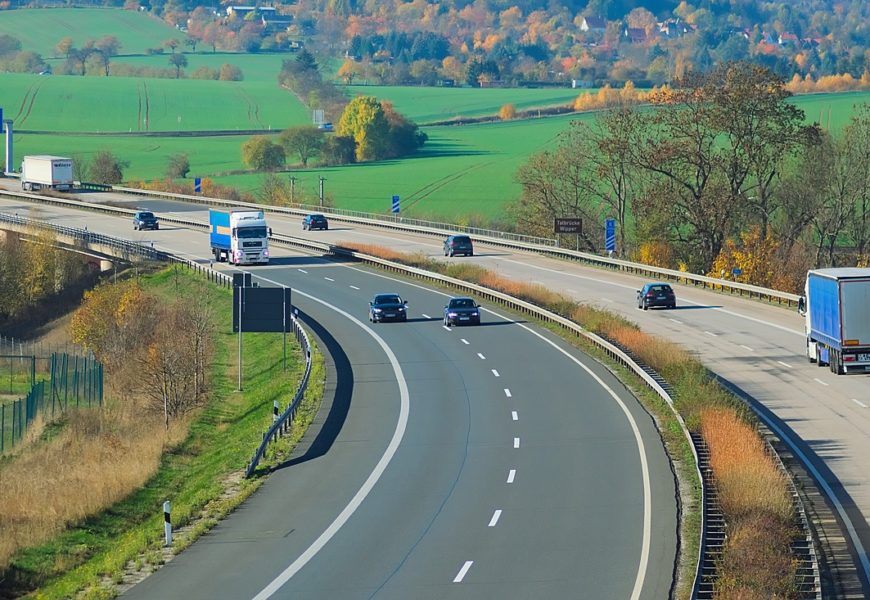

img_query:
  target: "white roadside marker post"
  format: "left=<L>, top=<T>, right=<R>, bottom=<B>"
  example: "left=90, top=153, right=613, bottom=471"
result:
left=163, top=500, right=172, bottom=547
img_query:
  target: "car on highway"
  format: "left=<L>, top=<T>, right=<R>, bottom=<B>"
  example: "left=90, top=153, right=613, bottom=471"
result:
left=637, top=282, right=677, bottom=310
left=133, top=211, right=159, bottom=231
left=302, top=214, right=329, bottom=231
left=443, top=234, right=473, bottom=257
left=443, top=296, right=481, bottom=326
left=369, top=293, right=408, bottom=322
left=317, top=122, right=334, bottom=131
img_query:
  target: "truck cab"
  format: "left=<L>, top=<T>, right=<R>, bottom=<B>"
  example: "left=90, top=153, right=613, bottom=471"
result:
left=209, top=209, right=270, bottom=265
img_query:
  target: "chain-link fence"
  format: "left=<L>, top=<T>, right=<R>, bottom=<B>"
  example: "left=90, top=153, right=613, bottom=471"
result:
left=1, top=351, right=103, bottom=453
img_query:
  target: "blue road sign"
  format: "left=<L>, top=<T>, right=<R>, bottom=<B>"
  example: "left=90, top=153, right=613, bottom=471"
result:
left=605, top=218, right=616, bottom=252
left=194, top=177, right=202, bottom=193
left=391, top=195, right=400, bottom=213
left=732, top=267, right=743, bottom=277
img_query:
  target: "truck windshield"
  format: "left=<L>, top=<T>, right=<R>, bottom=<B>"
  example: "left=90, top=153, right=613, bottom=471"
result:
left=235, top=226, right=267, bottom=239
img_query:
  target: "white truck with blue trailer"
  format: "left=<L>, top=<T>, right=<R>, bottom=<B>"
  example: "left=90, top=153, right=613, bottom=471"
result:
left=802, top=268, right=870, bottom=374
left=209, top=208, right=270, bottom=265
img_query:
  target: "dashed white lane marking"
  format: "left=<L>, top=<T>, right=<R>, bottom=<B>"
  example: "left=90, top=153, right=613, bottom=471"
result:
left=297, top=269, right=308, bottom=274
left=453, top=561, right=473, bottom=583
left=513, top=437, right=520, bottom=448
left=324, top=277, right=335, bottom=282
left=511, top=411, right=518, bottom=421
left=477, top=353, right=486, bottom=360
left=349, top=285, right=360, bottom=290
left=504, top=389, right=512, bottom=398
left=669, top=318, right=682, bottom=325
left=506, top=469, right=516, bottom=484
left=491, top=369, right=500, bottom=377
left=704, top=331, right=717, bottom=337
left=422, top=313, right=431, bottom=319
left=777, top=360, right=793, bottom=368
left=442, top=326, right=451, bottom=331
left=488, top=510, right=502, bottom=527
left=814, top=378, right=829, bottom=386
left=852, top=399, right=868, bottom=408
left=740, top=345, right=754, bottom=352
left=461, top=339, right=469, bottom=345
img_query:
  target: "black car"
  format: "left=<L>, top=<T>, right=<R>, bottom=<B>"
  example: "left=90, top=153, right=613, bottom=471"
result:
left=303, top=214, right=329, bottom=230
left=133, top=211, right=159, bottom=231
left=443, top=296, right=481, bottom=326
left=637, top=283, right=677, bottom=310
left=444, top=235, right=473, bottom=257
left=369, top=293, right=408, bottom=322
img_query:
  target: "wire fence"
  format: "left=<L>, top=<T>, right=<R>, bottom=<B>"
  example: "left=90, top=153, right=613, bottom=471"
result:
left=0, top=350, right=103, bottom=454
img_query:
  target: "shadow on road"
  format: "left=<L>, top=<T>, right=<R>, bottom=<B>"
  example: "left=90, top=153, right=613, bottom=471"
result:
left=273, top=308, right=352, bottom=471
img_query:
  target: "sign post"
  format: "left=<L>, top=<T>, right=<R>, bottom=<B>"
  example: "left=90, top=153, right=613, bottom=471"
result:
left=605, top=218, right=616, bottom=255
left=554, top=217, right=583, bottom=250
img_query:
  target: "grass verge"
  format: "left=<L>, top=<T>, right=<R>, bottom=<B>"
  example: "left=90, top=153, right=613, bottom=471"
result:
left=0, top=265, right=324, bottom=599
left=339, top=241, right=798, bottom=600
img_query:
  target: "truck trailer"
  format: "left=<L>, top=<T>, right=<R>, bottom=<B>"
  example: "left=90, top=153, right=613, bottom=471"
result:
left=21, top=155, right=74, bottom=192
left=802, top=267, right=870, bottom=374
left=209, top=208, right=270, bottom=265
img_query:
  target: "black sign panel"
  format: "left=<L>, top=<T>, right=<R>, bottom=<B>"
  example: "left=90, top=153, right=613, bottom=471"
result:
left=233, top=286, right=291, bottom=332
left=233, top=272, right=252, bottom=288
left=554, top=217, right=583, bottom=234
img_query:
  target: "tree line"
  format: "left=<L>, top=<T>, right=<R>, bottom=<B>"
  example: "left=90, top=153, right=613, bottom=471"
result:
left=513, top=61, right=870, bottom=292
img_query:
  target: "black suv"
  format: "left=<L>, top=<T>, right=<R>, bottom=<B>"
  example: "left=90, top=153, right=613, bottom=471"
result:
left=369, top=293, right=408, bottom=322
left=637, top=283, right=676, bottom=310
left=133, top=211, right=159, bottom=231
left=303, top=214, right=329, bottom=230
left=444, top=235, right=473, bottom=257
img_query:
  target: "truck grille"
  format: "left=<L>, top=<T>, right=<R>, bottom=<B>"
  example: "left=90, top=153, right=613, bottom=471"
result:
left=242, top=241, right=262, bottom=248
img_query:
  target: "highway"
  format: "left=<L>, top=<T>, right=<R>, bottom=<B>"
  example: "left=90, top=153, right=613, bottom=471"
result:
left=0, top=194, right=678, bottom=599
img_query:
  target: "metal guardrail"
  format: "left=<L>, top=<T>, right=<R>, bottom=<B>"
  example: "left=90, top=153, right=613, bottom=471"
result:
left=245, top=315, right=312, bottom=478
left=102, top=185, right=802, bottom=307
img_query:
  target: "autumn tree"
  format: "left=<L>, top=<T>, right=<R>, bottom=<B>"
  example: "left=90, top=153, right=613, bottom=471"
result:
left=88, top=150, right=128, bottom=184
left=54, top=36, right=73, bottom=60
left=166, top=153, right=190, bottom=179
left=338, top=96, right=390, bottom=161
left=338, top=59, right=362, bottom=84
left=241, top=136, right=286, bottom=170
left=499, top=103, right=516, bottom=120
left=320, top=135, right=357, bottom=166
left=278, top=126, right=323, bottom=167
left=94, top=35, right=121, bottom=76
left=219, top=63, right=243, bottom=81
left=169, top=52, right=188, bottom=78
left=164, top=38, right=180, bottom=53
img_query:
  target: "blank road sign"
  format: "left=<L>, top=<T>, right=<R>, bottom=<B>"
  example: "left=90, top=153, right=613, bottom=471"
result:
left=233, top=287, right=291, bottom=332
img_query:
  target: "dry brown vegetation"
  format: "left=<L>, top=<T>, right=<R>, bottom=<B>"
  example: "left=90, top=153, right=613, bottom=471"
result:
left=344, top=241, right=798, bottom=598
left=0, top=408, right=186, bottom=570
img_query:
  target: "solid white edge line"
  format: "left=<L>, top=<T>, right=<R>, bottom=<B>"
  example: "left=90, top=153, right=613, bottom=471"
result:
left=511, top=410, right=518, bottom=421
left=492, top=369, right=500, bottom=377
left=453, top=561, right=473, bottom=583
left=513, top=437, right=520, bottom=448
left=777, top=360, right=793, bottom=368
left=488, top=509, right=502, bottom=527
left=250, top=286, right=410, bottom=600
left=506, top=469, right=516, bottom=484
left=504, top=389, right=512, bottom=398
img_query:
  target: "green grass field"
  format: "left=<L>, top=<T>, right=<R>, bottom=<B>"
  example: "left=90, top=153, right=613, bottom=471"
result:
left=0, top=8, right=183, bottom=57
left=102, top=52, right=296, bottom=83
left=0, top=73, right=307, bottom=132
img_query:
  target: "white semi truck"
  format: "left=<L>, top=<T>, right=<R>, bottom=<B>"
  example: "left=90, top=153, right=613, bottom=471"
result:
left=21, top=155, right=74, bottom=192
left=801, top=267, right=870, bottom=374
left=209, top=208, right=271, bottom=265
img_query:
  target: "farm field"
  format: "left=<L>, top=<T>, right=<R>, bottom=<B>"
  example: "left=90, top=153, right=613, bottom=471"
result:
left=0, top=73, right=307, bottom=132
left=94, top=52, right=297, bottom=83
left=0, top=8, right=182, bottom=57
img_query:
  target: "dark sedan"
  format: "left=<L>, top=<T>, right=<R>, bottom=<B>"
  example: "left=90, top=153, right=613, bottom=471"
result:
left=133, top=211, right=159, bottom=231
left=637, top=283, right=677, bottom=310
left=369, top=293, right=408, bottom=322
left=443, top=296, right=481, bottom=326
left=303, top=214, right=329, bottom=230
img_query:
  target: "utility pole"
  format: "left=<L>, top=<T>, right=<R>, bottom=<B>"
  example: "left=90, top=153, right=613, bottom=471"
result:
left=319, top=176, right=325, bottom=207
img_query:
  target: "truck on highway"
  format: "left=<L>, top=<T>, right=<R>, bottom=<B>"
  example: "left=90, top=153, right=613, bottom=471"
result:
left=209, top=208, right=270, bottom=265
left=801, top=267, right=870, bottom=374
left=20, top=155, right=74, bottom=192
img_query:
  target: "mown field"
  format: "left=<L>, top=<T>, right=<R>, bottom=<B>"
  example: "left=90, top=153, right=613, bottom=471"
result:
left=0, top=8, right=183, bottom=57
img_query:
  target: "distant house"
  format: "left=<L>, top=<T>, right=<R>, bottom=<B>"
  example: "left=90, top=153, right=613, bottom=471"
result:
left=778, top=32, right=799, bottom=45
left=760, top=31, right=778, bottom=45
left=659, top=18, right=693, bottom=38
left=624, top=27, right=647, bottom=43
left=262, top=14, right=293, bottom=32
left=226, top=5, right=277, bottom=18
left=580, top=16, right=607, bottom=33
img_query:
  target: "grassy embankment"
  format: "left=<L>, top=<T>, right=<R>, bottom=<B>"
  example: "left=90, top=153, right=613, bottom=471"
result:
left=341, top=242, right=797, bottom=599
left=0, top=265, right=325, bottom=598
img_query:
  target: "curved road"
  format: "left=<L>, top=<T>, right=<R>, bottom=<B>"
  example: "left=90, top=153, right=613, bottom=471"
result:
left=0, top=196, right=678, bottom=599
